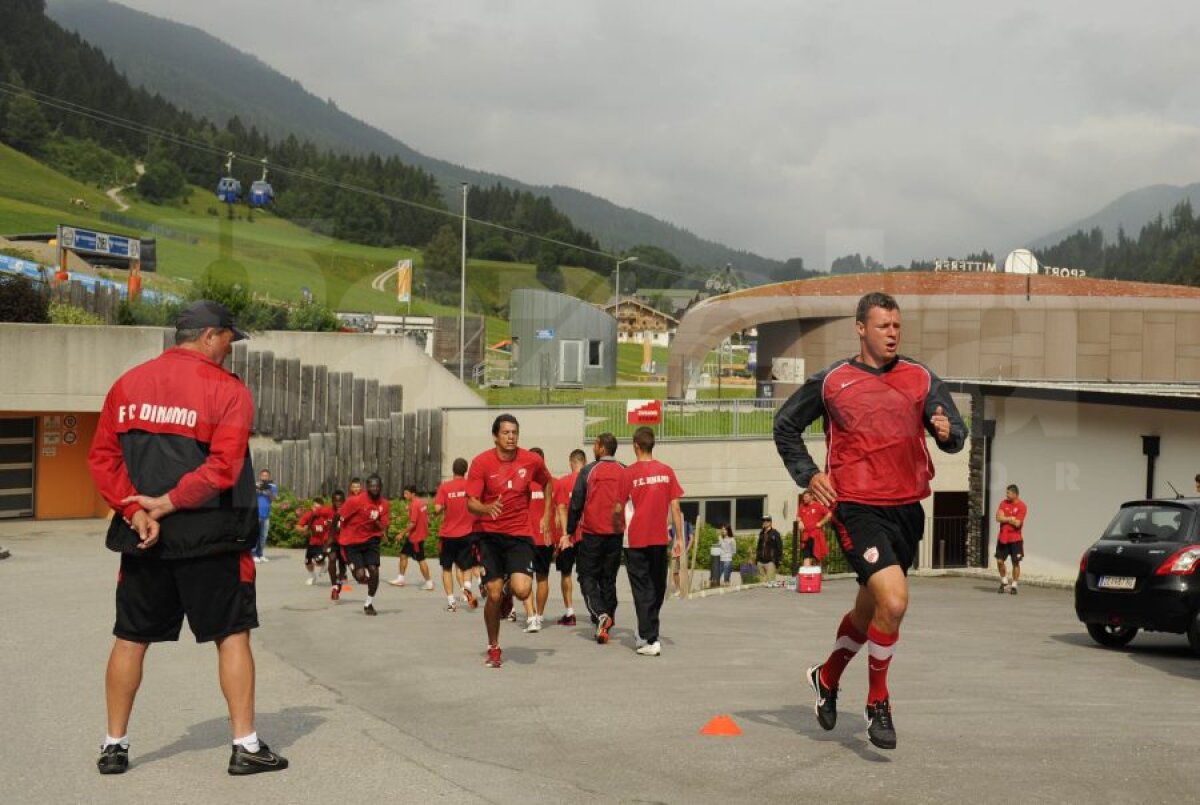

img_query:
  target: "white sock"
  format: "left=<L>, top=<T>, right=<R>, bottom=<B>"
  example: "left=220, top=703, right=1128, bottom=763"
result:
left=447, top=595, right=456, bottom=605
left=463, top=580, right=472, bottom=591
left=565, top=607, right=575, bottom=617
left=364, top=596, right=374, bottom=607
left=396, top=574, right=405, bottom=583
left=104, top=734, right=128, bottom=749
left=1010, top=580, right=1018, bottom=587
left=233, top=732, right=260, bottom=753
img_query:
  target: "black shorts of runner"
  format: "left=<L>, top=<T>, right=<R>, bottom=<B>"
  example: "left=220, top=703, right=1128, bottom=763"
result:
left=478, top=532, right=535, bottom=582
left=831, top=501, right=925, bottom=585
left=114, top=550, right=258, bottom=643
left=438, top=536, right=473, bottom=570
left=995, top=540, right=1024, bottom=563
left=343, top=538, right=382, bottom=569
left=532, top=545, right=555, bottom=576
left=555, top=544, right=577, bottom=575
left=401, top=540, right=426, bottom=561
left=305, top=545, right=326, bottom=562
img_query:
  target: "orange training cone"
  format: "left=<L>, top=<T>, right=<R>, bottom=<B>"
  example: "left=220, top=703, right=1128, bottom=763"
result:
left=700, top=715, right=742, bottom=737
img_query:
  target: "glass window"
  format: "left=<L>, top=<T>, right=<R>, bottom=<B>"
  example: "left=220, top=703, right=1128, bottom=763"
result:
left=704, top=499, right=732, bottom=530
left=587, top=340, right=604, bottom=368
left=734, top=496, right=765, bottom=530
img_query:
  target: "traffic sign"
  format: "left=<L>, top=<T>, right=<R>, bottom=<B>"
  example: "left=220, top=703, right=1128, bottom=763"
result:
left=535, top=328, right=555, bottom=340
left=59, top=225, right=140, bottom=260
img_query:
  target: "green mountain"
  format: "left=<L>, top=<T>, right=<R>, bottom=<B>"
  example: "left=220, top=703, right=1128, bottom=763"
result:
left=45, top=0, right=786, bottom=278
left=1030, top=183, right=1200, bottom=250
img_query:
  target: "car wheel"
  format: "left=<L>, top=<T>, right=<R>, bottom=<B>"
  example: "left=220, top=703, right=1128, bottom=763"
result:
left=1086, top=623, right=1138, bottom=648
left=1187, top=614, right=1200, bottom=657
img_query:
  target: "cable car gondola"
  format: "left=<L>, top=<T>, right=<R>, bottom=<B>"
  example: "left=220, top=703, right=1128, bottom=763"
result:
left=249, top=158, right=274, bottom=207
left=215, top=151, right=242, bottom=203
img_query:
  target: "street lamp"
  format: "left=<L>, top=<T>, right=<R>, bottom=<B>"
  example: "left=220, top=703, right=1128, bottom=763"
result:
left=615, top=254, right=638, bottom=309
left=459, top=182, right=468, bottom=382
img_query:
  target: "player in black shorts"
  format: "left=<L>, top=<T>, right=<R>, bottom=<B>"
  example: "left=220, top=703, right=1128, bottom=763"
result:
left=774, top=292, right=966, bottom=750
left=326, top=490, right=347, bottom=598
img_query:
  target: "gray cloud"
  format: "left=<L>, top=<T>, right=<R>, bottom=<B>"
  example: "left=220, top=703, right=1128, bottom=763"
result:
left=111, top=0, right=1200, bottom=266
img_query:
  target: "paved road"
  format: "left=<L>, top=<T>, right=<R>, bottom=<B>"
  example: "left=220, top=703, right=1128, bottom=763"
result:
left=1, top=519, right=1196, bottom=804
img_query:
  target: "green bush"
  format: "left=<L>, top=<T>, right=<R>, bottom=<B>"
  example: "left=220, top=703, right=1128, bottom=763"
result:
left=42, top=136, right=135, bottom=188
left=286, top=300, right=339, bottom=332
left=49, top=300, right=104, bottom=324
left=0, top=275, right=49, bottom=322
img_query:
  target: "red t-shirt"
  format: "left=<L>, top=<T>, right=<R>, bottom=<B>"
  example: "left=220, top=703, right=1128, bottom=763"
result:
left=621, top=459, right=683, bottom=549
left=997, top=499, right=1027, bottom=544
left=466, top=447, right=553, bottom=539
left=298, top=504, right=335, bottom=545
left=338, top=492, right=390, bottom=545
left=579, top=458, right=626, bottom=536
left=433, top=477, right=474, bottom=539
left=553, top=471, right=580, bottom=543
left=407, top=496, right=428, bottom=544
left=529, top=481, right=554, bottom=547
left=797, top=501, right=830, bottom=536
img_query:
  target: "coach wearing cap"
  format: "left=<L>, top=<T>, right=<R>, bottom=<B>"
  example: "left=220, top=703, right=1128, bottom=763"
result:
left=87, top=300, right=288, bottom=776
left=755, top=515, right=784, bottom=587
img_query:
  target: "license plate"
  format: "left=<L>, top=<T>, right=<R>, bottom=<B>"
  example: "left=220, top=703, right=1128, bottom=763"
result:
left=1099, top=575, right=1136, bottom=590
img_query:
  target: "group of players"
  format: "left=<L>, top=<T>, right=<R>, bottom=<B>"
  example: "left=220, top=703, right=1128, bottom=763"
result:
left=290, top=414, right=685, bottom=669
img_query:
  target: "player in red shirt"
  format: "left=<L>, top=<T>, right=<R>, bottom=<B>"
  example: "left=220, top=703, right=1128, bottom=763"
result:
left=566, top=432, right=626, bottom=644
left=432, top=458, right=479, bottom=611
left=297, top=497, right=334, bottom=585
left=520, top=447, right=555, bottom=633
left=618, top=427, right=684, bottom=657
left=995, top=484, right=1027, bottom=594
left=389, top=485, right=434, bottom=591
left=466, top=414, right=553, bottom=668
left=797, top=490, right=832, bottom=567
left=326, top=490, right=347, bottom=598
left=553, top=449, right=587, bottom=626
left=337, top=473, right=390, bottom=616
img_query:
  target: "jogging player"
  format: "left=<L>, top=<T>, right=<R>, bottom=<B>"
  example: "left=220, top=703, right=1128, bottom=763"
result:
left=567, top=432, right=626, bottom=644
left=773, top=291, right=967, bottom=750
left=465, top=414, right=553, bottom=668
left=390, top=485, right=434, bottom=590
left=327, top=490, right=347, bottom=598
left=524, top=447, right=554, bottom=633
left=432, top=458, right=479, bottom=611
left=618, top=426, right=684, bottom=656
left=88, top=299, right=287, bottom=775
left=553, top=448, right=587, bottom=625
left=338, top=474, right=390, bottom=615
left=995, top=484, right=1027, bottom=594
left=297, top=496, right=333, bottom=585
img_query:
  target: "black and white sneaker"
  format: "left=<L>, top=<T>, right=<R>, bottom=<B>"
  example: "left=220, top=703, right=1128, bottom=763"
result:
left=228, top=742, right=289, bottom=775
left=865, top=699, right=897, bottom=750
left=96, top=743, right=129, bottom=775
left=807, top=664, right=838, bottom=731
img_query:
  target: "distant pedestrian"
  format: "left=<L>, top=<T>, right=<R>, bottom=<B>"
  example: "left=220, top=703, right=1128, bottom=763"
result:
left=718, top=525, right=736, bottom=584
left=797, top=490, right=832, bottom=567
left=254, top=469, right=277, bottom=563
left=755, top=516, right=784, bottom=586
left=995, top=484, right=1027, bottom=595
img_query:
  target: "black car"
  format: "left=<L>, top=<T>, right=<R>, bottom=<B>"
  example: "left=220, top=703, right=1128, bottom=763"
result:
left=1075, top=498, right=1200, bottom=655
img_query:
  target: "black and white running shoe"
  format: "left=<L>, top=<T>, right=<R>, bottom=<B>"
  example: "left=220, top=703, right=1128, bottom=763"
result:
left=807, top=664, right=838, bottom=731
left=865, top=699, right=897, bottom=750
left=96, top=743, right=129, bottom=775
left=228, top=742, right=289, bottom=775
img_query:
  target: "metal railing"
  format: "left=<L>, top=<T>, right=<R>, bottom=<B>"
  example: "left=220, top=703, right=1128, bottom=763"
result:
left=584, top=398, right=825, bottom=440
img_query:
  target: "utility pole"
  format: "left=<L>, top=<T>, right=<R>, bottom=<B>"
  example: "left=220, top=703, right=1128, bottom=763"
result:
left=459, top=183, right=468, bottom=382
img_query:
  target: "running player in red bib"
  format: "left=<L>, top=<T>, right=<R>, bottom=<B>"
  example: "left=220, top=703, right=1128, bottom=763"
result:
left=432, top=458, right=479, bottom=611
left=297, top=497, right=333, bottom=585
left=326, top=490, right=347, bottom=598
left=567, top=433, right=625, bottom=644
left=338, top=474, right=390, bottom=616
left=774, top=291, right=967, bottom=750
left=466, top=414, right=553, bottom=668
left=389, top=485, right=434, bottom=591
left=552, top=449, right=586, bottom=626
left=618, top=427, right=684, bottom=657
left=522, top=447, right=555, bottom=633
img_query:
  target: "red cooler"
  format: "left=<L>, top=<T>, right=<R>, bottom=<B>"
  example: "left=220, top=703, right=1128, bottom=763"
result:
left=797, top=566, right=822, bottom=593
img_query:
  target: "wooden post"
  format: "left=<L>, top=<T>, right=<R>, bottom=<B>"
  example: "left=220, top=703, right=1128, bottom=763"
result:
left=427, top=408, right=443, bottom=495
left=336, top=426, right=352, bottom=490
left=296, top=441, right=310, bottom=499
left=232, top=342, right=248, bottom=380
left=323, top=431, right=337, bottom=496
left=280, top=440, right=296, bottom=493
left=364, top=379, right=379, bottom=421
left=258, top=352, right=275, bottom=437
left=350, top=425, right=365, bottom=481
left=300, top=364, right=314, bottom=439
left=686, top=517, right=705, bottom=598
left=285, top=358, right=301, bottom=439
left=338, top=373, right=353, bottom=427
left=127, top=258, right=142, bottom=301
left=352, top=378, right=366, bottom=426
left=388, top=412, right=405, bottom=496
left=245, top=351, right=262, bottom=434
left=402, top=413, right=417, bottom=488
left=309, top=433, right=325, bottom=498
left=313, top=365, right=328, bottom=434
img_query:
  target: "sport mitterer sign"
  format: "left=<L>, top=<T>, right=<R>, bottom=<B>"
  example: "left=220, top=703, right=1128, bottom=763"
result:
left=626, top=399, right=662, bottom=425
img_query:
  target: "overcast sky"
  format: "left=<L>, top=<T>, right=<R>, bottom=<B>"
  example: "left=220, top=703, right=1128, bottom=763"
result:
left=110, top=0, right=1200, bottom=266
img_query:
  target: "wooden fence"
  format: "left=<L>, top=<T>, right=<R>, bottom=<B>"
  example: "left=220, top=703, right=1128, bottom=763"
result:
left=42, top=280, right=121, bottom=324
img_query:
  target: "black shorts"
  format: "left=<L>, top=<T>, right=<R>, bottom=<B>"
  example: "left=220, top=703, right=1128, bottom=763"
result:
left=343, top=538, right=382, bottom=569
left=800, top=540, right=816, bottom=560
left=114, top=550, right=258, bottom=643
left=478, top=532, right=535, bottom=582
left=831, top=501, right=924, bottom=584
left=401, top=540, right=426, bottom=561
left=995, top=541, right=1024, bottom=563
left=438, top=537, right=473, bottom=570
left=555, top=545, right=577, bottom=575
left=532, top=545, right=555, bottom=576
left=305, top=545, right=326, bottom=562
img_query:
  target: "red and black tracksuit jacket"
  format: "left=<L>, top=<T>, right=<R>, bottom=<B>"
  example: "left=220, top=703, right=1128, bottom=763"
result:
left=773, top=356, right=968, bottom=506
left=88, top=347, right=259, bottom=559
left=566, top=456, right=625, bottom=537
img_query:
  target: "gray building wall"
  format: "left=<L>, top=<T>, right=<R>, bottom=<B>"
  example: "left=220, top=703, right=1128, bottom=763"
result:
left=510, top=289, right=617, bottom=387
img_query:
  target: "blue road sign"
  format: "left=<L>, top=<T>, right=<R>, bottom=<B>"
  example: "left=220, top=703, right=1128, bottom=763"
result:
left=535, top=328, right=555, bottom=340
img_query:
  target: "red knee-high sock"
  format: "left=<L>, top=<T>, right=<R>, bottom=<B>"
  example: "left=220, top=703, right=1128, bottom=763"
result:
left=819, top=612, right=868, bottom=689
left=866, top=625, right=899, bottom=705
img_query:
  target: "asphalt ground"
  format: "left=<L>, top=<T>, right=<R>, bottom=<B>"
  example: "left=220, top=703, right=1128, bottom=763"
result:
left=0, top=519, right=1196, bottom=804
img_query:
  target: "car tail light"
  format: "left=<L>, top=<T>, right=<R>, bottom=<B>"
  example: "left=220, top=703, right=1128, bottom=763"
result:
left=1079, top=550, right=1089, bottom=573
left=1154, top=544, right=1200, bottom=576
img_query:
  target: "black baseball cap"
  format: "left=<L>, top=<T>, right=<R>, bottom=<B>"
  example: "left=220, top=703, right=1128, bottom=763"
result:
left=175, top=300, right=248, bottom=341
left=762, top=514, right=772, bottom=521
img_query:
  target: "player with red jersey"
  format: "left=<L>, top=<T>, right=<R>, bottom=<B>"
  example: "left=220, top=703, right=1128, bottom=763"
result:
left=796, top=490, right=832, bottom=566
left=338, top=474, right=390, bottom=616
left=326, top=490, right=347, bottom=598
left=466, top=414, right=553, bottom=668
left=389, top=485, right=434, bottom=591
left=553, top=449, right=587, bottom=626
left=297, top=497, right=334, bottom=585
left=567, top=432, right=626, bottom=644
left=432, top=458, right=479, bottom=611
left=774, top=292, right=967, bottom=750
left=618, top=427, right=684, bottom=657
left=995, top=484, right=1027, bottom=594
left=521, top=447, right=555, bottom=633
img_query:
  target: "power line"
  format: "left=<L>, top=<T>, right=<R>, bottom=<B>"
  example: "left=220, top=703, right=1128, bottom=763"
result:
left=0, top=82, right=708, bottom=284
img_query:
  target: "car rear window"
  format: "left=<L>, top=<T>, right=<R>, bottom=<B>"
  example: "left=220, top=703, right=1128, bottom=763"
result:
left=1102, top=505, right=1194, bottom=542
